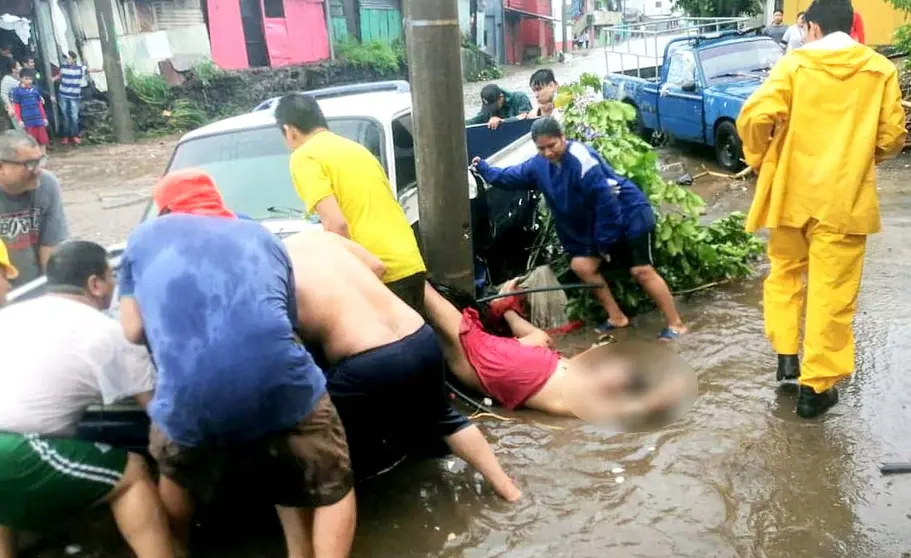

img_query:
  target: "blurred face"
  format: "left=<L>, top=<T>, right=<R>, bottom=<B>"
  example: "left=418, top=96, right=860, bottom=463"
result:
left=66, top=54, right=76, bottom=65
left=797, top=14, right=806, bottom=29
left=532, top=81, right=557, bottom=105
left=86, top=266, right=115, bottom=310
left=772, top=11, right=783, bottom=24
left=19, top=75, right=32, bottom=88
left=0, top=145, right=47, bottom=194
left=534, top=133, right=567, bottom=163
left=11, top=62, right=20, bottom=77
left=24, top=59, right=34, bottom=69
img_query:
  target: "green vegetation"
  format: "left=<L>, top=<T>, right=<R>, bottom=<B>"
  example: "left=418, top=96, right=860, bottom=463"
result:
left=673, top=0, right=761, bottom=17
left=334, top=39, right=407, bottom=73
left=532, top=75, right=764, bottom=322
left=125, top=68, right=206, bottom=135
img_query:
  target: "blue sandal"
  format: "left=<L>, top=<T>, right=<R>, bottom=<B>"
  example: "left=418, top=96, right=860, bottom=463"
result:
left=595, top=321, right=627, bottom=334
left=658, top=328, right=683, bottom=341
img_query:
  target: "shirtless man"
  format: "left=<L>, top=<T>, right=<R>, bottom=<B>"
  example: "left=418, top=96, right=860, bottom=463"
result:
left=424, top=281, right=696, bottom=424
left=283, top=230, right=521, bottom=502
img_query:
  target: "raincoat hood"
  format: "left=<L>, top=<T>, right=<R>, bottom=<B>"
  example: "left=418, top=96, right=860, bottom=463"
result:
left=790, top=32, right=888, bottom=80
left=153, top=168, right=235, bottom=218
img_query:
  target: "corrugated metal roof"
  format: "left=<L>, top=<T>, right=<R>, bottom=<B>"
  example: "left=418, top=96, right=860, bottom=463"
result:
left=150, top=0, right=205, bottom=29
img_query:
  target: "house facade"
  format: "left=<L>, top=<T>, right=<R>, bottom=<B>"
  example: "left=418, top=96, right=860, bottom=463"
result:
left=780, top=0, right=904, bottom=46
left=503, top=0, right=554, bottom=64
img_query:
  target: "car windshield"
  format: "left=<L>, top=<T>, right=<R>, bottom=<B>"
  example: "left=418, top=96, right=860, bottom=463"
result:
left=157, top=117, right=385, bottom=221
left=699, top=39, right=783, bottom=83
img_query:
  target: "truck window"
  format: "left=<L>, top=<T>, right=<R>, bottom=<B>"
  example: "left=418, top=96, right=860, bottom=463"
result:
left=392, top=114, right=417, bottom=195
left=665, top=50, right=697, bottom=89
left=699, top=40, right=784, bottom=82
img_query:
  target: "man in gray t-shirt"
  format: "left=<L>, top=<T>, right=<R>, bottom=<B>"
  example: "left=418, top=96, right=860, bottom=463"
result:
left=0, top=131, right=68, bottom=288
left=764, top=9, right=788, bottom=45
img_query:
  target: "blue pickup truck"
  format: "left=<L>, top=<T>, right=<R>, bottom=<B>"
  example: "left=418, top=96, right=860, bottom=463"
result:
left=603, top=30, right=784, bottom=171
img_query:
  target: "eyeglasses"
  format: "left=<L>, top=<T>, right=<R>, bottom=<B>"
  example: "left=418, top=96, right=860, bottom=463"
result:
left=1, top=155, right=48, bottom=172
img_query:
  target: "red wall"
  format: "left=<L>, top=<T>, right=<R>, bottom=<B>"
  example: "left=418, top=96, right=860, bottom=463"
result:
left=504, top=0, right=552, bottom=16
left=207, top=0, right=248, bottom=69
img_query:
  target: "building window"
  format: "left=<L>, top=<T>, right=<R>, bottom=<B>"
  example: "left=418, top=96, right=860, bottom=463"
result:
left=655, top=1, right=662, bottom=7
left=263, top=0, right=285, bottom=19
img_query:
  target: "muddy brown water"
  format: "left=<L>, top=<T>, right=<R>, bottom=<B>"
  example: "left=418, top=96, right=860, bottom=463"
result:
left=28, top=155, right=911, bottom=556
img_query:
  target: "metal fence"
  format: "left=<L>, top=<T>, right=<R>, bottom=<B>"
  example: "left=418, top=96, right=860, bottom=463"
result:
left=601, top=16, right=752, bottom=79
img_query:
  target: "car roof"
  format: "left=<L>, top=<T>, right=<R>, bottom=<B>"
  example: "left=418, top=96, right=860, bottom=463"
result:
left=179, top=89, right=413, bottom=143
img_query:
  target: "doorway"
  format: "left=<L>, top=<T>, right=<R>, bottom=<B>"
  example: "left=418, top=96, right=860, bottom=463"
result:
left=239, top=0, right=269, bottom=67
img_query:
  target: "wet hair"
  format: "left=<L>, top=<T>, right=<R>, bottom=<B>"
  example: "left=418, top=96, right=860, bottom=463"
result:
left=797, top=11, right=805, bottom=18
left=480, top=84, right=503, bottom=105
left=529, top=68, right=556, bottom=89
left=531, top=117, right=564, bottom=141
left=274, top=93, right=328, bottom=135
left=67, top=50, right=77, bottom=60
left=46, top=241, right=109, bottom=290
left=804, top=0, right=853, bottom=35
left=0, top=130, right=38, bottom=160
left=773, top=9, right=783, bottom=15
left=430, top=280, right=515, bottom=337
left=18, top=68, right=35, bottom=79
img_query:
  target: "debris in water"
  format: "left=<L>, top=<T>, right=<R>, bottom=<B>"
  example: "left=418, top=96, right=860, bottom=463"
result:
left=647, top=446, right=656, bottom=452
left=676, top=173, right=694, bottom=186
left=65, top=545, right=81, bottom=555
left=447, top=533, right=457, bottom=541
left=611, top=467, right=624, bottom=474
left=615, top=476, right=625, bottom=484
left=434, top=526, right=441, bottom=531
left=482, top=397, right=493, bottom=406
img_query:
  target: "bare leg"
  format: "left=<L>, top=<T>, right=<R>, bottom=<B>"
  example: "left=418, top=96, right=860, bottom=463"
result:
left=157, top=475, right=193, bottom=557
left=503, top=310, right=553, bottom=348
left=107, top=454, right=175, bottom=558
left=0, top=526, right=16, bottom=558
left=312, top=489, right=356, bottom=558
left=444, top=425, right=521, bottom=502
left=629, top=265, right=686, bottom=333
left=571, top=257, right=629, bottom=327
left=275, top=506, right=313, bottom=558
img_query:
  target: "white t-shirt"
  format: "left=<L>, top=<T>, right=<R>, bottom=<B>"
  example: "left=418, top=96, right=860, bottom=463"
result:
left=782, top=25, right=805, bottom=53
left=0, top=296, right=155, bottom=436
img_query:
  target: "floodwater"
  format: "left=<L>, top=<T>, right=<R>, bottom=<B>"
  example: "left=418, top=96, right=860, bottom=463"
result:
left=26, top=158, right=911, bottom=557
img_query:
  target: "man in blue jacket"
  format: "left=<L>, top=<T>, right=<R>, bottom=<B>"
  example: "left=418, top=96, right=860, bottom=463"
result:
left=471, top=117, right=686, bottom=340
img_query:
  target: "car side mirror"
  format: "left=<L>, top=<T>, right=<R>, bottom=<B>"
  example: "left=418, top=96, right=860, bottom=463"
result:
left=681, top=80, right=697, bottom=92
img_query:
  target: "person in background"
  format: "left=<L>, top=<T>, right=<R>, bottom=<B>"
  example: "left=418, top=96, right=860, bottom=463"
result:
left=118, top=169, right=356, bottom=557
left=0, top=239, right=15, bottom=305
left=9, top=69, right=48, bottom=150
left=781, top=11, right=807, bottom=52
left=529, top=68, right=561, bottom=120
left=850, top=9, right=865, bottom=44
left=471, top=117, right=687, bottom=341
left=54, top=51, right=86, bottom=145
left=276, top=93, right=429, bottom=312
left=0, top=131, right=67, bottom=288
left=466, top=84, right=532, bottom=130
left=0, top=59, right=17, bottom=131
left=0, top=44, right=12, bottom=65
left=736, top=0, right=905, bottom=418
left=283, top=229, right=521, bottom=502
left=0, top=240, right=174, bottom=558
left=764, top=9, right=788, bottom=45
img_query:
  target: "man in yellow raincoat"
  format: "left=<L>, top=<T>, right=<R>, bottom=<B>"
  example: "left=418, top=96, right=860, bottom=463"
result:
left=737, top=0, right=906, bottom=418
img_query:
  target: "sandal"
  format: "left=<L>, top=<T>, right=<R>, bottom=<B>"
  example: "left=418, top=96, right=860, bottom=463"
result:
left=658, top=328, right=683, bottom=341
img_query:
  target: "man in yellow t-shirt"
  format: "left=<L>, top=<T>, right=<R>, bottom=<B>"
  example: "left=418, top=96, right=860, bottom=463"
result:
left=276, top=93, right=428, bottom=311
left=0, top=238, right=19, bottom=305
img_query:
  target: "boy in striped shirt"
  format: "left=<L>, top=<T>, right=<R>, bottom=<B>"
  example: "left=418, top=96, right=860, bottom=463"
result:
left=56, top=51, right=86, bottom=144
left=9, top=69, right=48, bottom=149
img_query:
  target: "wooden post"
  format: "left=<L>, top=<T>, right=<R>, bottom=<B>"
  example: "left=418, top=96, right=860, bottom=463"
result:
left=403, top=0, right=474, bottom=293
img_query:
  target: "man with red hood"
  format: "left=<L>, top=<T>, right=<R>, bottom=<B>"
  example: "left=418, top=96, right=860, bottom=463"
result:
left=118, top=169, right=356, bottom=556
left=850, top=10, right=864, bottom=44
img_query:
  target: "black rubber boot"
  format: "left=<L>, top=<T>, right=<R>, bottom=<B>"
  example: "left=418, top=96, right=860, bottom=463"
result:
left=796, top=386, right=839, bottom=419
left=776, top=354, right=800, bottom=382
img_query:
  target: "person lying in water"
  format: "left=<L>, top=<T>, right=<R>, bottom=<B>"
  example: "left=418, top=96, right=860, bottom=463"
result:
left=424, top=281, right=695, bottom=423
left=282, top=229, right=522, bottom=502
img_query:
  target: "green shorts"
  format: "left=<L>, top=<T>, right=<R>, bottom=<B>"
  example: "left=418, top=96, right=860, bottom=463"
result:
left=0, top=432, right=128, bottom=531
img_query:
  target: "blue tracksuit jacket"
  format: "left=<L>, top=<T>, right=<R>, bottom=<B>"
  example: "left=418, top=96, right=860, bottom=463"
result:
left=476, top=140, right=655, bottom=256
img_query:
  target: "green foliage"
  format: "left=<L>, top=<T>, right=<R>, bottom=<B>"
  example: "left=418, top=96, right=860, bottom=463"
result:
left=335, top=39, right=406, bottom=73
left=125, top=68, right=170, bottom=108
left=470, top=66, right=504, bottom=82
left=536, top=74, right=764, bottom=322
left=190, top=59, right=226, bottom=87
left=673, top=0, right=761, bottom=17
left=893, top=23, right=911, bottom=60
left=887, top=0, right=911, bottom=12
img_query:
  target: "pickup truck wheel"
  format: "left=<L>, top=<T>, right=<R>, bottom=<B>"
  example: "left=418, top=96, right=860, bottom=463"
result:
left=624, top=102, right=653, bottom=143
left=715, top=121, right=745, bottom=172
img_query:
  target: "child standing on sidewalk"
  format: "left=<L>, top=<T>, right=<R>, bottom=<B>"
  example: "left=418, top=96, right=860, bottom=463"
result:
left=9, top=69, right=48, bottom=150
left=55, top=51, right=86, bottom=144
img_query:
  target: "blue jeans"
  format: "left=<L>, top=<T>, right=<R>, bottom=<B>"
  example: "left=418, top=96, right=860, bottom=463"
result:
left=59, top=96, right=81, bottom=138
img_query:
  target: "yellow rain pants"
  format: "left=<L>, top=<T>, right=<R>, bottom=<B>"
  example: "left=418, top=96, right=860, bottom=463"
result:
left=764, top=220, right=866, bottom=394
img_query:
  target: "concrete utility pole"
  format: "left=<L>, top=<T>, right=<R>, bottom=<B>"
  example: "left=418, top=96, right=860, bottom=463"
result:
left=94, top=0, right=133, bottom=143
left=563, top=0, right=571, bottom=53
left=403, top=0, right=474, bottom=294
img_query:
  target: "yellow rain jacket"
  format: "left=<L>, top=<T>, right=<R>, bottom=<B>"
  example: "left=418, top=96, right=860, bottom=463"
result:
left=738, top=32, right=907, bottom=235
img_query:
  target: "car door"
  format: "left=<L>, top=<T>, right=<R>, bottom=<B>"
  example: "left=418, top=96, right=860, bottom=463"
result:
left=656, top=48, right=704, bottom=143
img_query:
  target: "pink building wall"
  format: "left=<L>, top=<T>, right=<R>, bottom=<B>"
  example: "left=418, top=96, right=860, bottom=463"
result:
left=207, top=0, right=248, bottom=69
